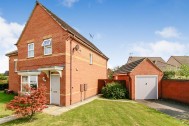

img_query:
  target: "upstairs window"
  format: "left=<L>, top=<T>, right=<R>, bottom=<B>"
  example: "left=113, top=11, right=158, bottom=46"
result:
left=90, top=53, right=93, bottom=65
left=42, top=38, right=52, bottom=55
left=28, top=43, right=34, bottom=58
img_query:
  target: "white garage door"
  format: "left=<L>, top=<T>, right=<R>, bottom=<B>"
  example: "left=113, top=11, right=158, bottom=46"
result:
left=135, top=75, right=158, bottom=99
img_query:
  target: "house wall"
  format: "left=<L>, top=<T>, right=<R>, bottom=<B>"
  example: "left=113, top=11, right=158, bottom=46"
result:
left=8, top=4, right=108, bottom=106
left=162, top=79, right=189, bottom=104
left=64, top=39, right=107, bottom=106
left=8, top=55, right=20, bottom=92
left=167, top=57, right=181, bottom=68
left=9, top=4, right=68, bottom=105
left=130, top=59, right=163, bottom=99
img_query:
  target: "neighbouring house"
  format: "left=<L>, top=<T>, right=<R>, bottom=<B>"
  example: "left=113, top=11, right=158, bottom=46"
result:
left=4, top=71, right=9, bottom=76
left=167, top=56, right=189, bottom=68
left=127, top=56, right=176, bottom=71
left=6, top=1, right=108, bottom=106
left=114, top=58, right=163, bottom=100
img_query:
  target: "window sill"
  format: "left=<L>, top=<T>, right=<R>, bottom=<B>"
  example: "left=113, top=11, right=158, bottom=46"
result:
left=27, top=57, right=34, bottom=59
left=44, top=54, right=52, bottom=56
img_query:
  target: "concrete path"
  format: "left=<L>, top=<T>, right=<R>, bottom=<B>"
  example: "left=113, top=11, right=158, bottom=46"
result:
left=0, top=115, right=18, bottom=124
left=137, top=99, right=189, bottom=120
left=43, top=95, right=99, bottom=116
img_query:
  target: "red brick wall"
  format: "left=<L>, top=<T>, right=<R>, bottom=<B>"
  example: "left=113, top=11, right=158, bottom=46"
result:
left=64, top=39, right=107, bottom=106
left=9, top=55, right=20, bottom=92
left=162, top=79, right=189, bottom=104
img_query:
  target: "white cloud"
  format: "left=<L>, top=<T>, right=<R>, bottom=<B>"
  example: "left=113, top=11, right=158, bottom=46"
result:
left=155, top=26, right=181, bottom=38
left=61, top=0, right=79, bottom=8
left=132, top=40, right=188, bottom=61
left=0, top=16, right=24, bottom=73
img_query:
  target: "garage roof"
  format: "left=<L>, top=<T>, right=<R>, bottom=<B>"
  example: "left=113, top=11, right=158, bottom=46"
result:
left=115, top=58, right=162, bottom=74
left=115, top=58, right=145, bottom=74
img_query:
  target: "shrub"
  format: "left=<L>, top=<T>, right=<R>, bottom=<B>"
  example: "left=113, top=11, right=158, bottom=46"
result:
left=0, top=74, right=8, bottom=80
left=101, top=82, right=128, bottom=99
left=163, top=71, right=176, bottom=79
left=6, top=84, right=47, bottom=119
left=179, top=64, right=189, bottom=78
left=0, top=83, right=8, bottom=90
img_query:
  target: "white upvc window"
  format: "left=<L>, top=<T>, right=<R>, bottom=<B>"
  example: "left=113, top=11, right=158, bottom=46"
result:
left=21, top=76, right=38, bottom=92
left=42, top=38, right=52, bottom=55
left=28, top=43, right=34, bottom=58
left=14, top=59, right=18, bottom=72
left=90, top=53, right=93, bottom=65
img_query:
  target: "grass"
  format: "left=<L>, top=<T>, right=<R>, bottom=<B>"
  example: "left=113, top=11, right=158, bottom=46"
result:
left=1, top=99, right=188, bottom=126
left=0, top=91, right=15, bottom=118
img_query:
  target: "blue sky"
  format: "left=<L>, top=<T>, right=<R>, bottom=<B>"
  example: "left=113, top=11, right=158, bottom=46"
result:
left=0, top=0, right=189, bottom=72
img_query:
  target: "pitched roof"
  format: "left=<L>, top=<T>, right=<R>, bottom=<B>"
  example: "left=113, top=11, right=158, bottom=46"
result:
left=154, top=61, right=176, bottom=71
left=126, top=56, right=176, bottom=71
left=15, top=1, right=108, bottom=60
left=127, top=56, right=165, bottom=64
left=170, top=56, right=189, bottom=65
left=5, top=50, right=18, bottom=56
left=115, top=58, right=145, bottom=74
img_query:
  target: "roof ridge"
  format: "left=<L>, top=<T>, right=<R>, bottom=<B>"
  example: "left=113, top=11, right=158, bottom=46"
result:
left=38, top=3, right=108, bottom=59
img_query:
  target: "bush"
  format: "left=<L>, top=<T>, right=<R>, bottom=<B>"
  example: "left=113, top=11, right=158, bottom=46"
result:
left=163, top=71, right=176, bottom=79
left=0, top=83, right=8, bottom=90
left=101, top=82, right=128, bottom=99
left=0, top=74, right=8, bottom=80
left=179, top=64, right=189, bottom=78
left=6, top=84, right=47, bottom=119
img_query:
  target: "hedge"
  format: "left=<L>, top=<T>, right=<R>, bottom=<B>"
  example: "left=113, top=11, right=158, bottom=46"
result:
left=0, top=83, right=8, bottom=90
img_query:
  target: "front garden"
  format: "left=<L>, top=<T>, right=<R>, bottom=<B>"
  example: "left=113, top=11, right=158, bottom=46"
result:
left=0, top=91, right=14, bottom=118
left=1, top=99, right=188, bottom=126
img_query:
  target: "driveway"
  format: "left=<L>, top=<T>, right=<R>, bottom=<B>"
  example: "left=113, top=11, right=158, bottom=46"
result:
left=137, top=99, right=189, bottom=120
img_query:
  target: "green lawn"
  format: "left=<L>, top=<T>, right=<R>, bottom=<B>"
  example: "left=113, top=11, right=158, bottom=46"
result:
left=2, top=99, right=188, bottom=126
left=0, top=91, right=15, bottom=118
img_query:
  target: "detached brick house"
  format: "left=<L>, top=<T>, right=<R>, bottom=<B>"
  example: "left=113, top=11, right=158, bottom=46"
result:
left=6, top=2, right=108, bottom=106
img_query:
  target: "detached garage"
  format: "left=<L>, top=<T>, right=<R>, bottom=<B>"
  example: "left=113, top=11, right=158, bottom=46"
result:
left=114, top=58, right=163, bottom=100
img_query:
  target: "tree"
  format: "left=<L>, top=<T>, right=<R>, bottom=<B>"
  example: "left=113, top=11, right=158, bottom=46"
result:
left=6, top=84, right=47, bottom=119
left=108, top=66, right=120, bottom=79
left=179, top=64, right=189, bottom=78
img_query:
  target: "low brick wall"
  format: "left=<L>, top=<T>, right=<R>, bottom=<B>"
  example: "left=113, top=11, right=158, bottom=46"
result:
left=98, top=79, right=126, bottom=93
left=162, top=79, right=189, bottom=104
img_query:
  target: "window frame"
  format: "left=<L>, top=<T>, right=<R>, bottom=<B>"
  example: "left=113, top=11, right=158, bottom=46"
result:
left=28, top=43, right=34, bottom=58
left=43, top=38, right=52, bottom=55
left=21, top=75, right=38, bottom=92
left=90, top=53, right=93, bottom=65
left=14, top=59, right=18, bottom=72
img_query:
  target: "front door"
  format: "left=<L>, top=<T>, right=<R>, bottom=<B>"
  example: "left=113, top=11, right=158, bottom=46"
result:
left=50, top=74, right=60, bottom=105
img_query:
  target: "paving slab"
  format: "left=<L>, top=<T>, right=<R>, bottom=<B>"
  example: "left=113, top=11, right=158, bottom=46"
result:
left=43, top=95, right=99, bottom=116
left=0, top=115, right=18, bottom=124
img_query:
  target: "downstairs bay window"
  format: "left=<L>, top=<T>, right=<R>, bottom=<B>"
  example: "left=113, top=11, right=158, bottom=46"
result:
left=21, top=76, right=38, bottom=92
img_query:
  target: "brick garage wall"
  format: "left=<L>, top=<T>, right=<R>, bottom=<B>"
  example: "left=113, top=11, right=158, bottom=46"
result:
left=129, top=59, right=163, bottom=99
left=162, top=79, right=189, bottom=104
left=9, top=55, right=20, bottom=92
